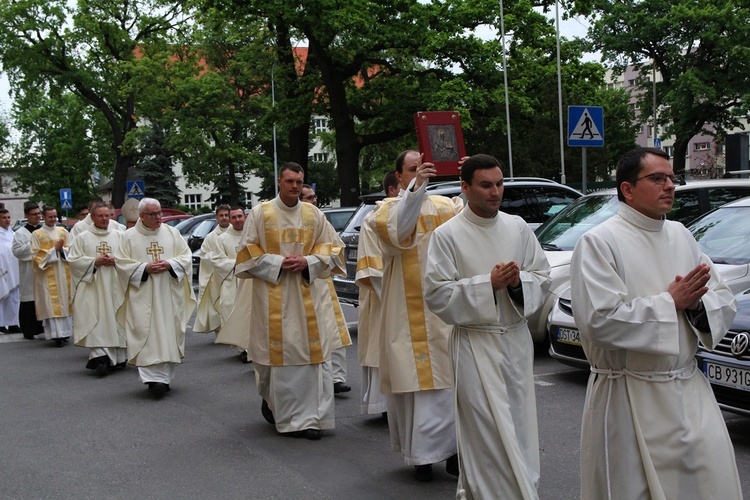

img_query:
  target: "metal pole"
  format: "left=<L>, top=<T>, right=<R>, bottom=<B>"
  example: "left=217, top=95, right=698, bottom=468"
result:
left=556, top=0, right=566, bottom=184
left=652, top=59, right=657, bottom=148
left=499, top=0, right=513, bottom=177
left=272, top=63, right=278, bottom=197
left=581, top=147, right=587, bottom=194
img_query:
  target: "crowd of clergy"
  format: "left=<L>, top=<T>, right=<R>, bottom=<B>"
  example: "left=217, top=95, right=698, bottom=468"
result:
left=0, top=146, right=744, bottom=499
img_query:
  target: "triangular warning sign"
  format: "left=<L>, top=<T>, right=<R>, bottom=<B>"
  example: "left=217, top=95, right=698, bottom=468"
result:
left=127, top=182, right=144, bottom=197
left=570, top=108, right=602, bottom=141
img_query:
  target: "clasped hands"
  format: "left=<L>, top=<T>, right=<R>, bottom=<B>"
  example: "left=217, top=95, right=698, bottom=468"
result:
left=146, top=259, right=172, bottom=274
left=282, top=255, right=308, bottom=273
left=95, top=255, right=116, bottom=268
left=491, top=261, right=520, bottom=291
left=668, top=263, right=710, bottom=311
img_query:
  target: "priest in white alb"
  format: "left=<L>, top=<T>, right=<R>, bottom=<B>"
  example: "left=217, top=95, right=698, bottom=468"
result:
left=68, top=203, right=127, bottom=375
left=571, top=147, right=742, bottom=499
left=115, top=198, right=196, bottom=397
left=193, top=204, right=230, bottom=334
left=359, top=150, right=461, bottom=481
left=31, top=206, right=73, bottom=347
left=425, top=154, right=550, bottom=499
left=0, top=209, right=21, bottom=333
left=230, top=162, right=346, bottom=441
left=70, top=197, right=123, bottom=239
left=12, top=203, right=44, bottom=339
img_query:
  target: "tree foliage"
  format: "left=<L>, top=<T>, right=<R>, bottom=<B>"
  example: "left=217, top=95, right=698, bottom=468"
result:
left=136, top=124, right=180, bottom=207
left=576, top=0, right=750, bottom=173
left=0, top=0, right=192, bottom=207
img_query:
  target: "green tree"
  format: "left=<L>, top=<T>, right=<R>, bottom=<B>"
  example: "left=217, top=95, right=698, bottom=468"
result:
left=136, top=124, right=180, bottom=207
left=576, top=0, right=750, bottom=173
left=0, top=0, right=191, bottom=207
left=9, top=89, right=103, bottom=209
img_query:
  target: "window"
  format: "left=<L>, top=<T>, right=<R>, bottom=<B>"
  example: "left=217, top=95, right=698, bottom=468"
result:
left=184, top=194, right=202, bottom=210
left=693, top=142, right=710, bottom=151
left=313, top=118, right=328, bottom=133
left=664, top=146, right=674, bottom=158
left=627, top=79, right=637, bottom=87
left=243, top=191, right=253, bottom=208
left=312, top=153, right=329, bottom=163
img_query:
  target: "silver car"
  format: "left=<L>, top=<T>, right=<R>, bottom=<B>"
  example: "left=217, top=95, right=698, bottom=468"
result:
left=547, top=194, right=750, bottom=368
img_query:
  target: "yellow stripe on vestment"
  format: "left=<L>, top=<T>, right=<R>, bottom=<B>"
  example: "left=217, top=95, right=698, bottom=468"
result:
left=310, top=243, right=332, bottom=256
left=357, top=255, right=383, bottom=272
left=375, top=200, right=395, bottom=247
left=235, top=244, right=264, bottom=266
left=327, top=279, right=349, bottom=343
left=262, top=203, right=284, bottom=365
left=401, top=247, right=434, bottom=390
left=301, top=284, right=323, bottom=363
left=299, top=203, right=316, bottom=255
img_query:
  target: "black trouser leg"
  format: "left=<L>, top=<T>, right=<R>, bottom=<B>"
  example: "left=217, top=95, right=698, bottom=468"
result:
left=18, top=301, right=43, bottom=339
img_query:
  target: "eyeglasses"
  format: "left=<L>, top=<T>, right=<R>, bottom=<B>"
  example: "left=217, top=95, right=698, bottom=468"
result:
left=633, top=172, right=680, bottom=185
left=143, top=211, right=162, bottom=217
left=302, top=195, right=317, bottom=201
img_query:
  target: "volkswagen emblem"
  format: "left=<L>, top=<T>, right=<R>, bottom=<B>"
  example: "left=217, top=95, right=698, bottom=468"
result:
left=730, top=332, right=750, bottom=358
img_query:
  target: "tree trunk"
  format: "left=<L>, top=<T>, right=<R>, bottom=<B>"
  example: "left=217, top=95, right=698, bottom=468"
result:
left=288, top=122, right=310, bottom=172
left=111, top=155, right=130, bottom=208
left=335, top=124, right=363, bottom=206
left=672, top=138, right=689, bottom=175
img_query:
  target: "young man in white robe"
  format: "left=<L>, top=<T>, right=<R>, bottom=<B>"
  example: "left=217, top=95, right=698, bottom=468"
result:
left=212, top=207, right=251, bottom=359
left=68, top=203, right=127, bottom=375
left=0, top=209, right=21, bottom=333
left=30, top=206, right=73, bottom=347
left=358, top=150, right=461, bottom=481
left=424, top=154, right=550, bottom=499
left=115, top=198, right=196, bottom=397
left=571, top=147, right=742, bottom=499
left=355, top=170, right=399, bottom=416
left=300, top=184, right=352, bottom=394
left=230, top=162, right=347, bottom=441
left=12, top=203, right=44, bottom=339
left=193, top=204, right=230, bottom=334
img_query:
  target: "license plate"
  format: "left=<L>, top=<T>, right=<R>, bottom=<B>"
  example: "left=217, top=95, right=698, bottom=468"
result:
left=347, top=248, right=358, bottom=261
left=556, top=327, right=581, bottom=346
left=703, top=361, right=750, bottom=392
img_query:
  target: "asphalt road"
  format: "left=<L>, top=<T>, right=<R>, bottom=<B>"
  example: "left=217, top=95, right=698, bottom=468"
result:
left=1, top=313, right=749, bottom=499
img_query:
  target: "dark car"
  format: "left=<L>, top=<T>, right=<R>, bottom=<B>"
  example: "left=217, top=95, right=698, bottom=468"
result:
left=322, top=206, right=357, bottom=232
left=332, top=178, right=583, bottom=319
left=696, top=288, right=750, bottom=416
left=187, top=217, right=219, bottom=252
left=175, top=213, right=215, bottom=241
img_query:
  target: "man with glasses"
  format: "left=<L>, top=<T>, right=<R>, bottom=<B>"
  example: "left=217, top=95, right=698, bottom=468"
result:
left=30, top=206, right=73, bottom=347
left=12, top=203, right=44, bottom=339
left=115, top=198, right=196, bottom=397
left=570, top=147, right=742, bottom=498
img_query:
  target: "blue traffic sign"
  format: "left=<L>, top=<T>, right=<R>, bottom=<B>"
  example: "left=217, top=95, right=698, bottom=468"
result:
left=126, top=180, right=145, bottom=199
left=568, top=106, right=604, bottom=147
left=59, top=188, right=73, bottom=210
left=654, top=137, right=662, bottom=150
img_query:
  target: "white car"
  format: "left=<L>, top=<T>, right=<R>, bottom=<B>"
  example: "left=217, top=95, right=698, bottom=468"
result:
left=547, top=194, right=750, bottom=368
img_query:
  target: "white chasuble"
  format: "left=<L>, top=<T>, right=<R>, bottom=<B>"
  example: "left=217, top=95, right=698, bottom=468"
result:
left=211, top=226, right=243, bottom=325
left=232, top=197, right=346, bottom=366
left=115, top=221, right=196, bottom=367
left=425, top=207, right=550, bottom=500
left=364, top=185, right=461, bottom=394
left=193, top=224, right=228, bottom=333
left=571, top=203, right=741, bottom=500
left=30, top=225, right=72, bottom=321
left=68, top=226, right=126, bottom=350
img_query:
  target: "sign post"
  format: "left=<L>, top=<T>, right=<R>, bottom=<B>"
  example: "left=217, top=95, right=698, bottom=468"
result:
left=568, top=106, right=604, bottom=194
left=59, top=188, right=73, bottom=214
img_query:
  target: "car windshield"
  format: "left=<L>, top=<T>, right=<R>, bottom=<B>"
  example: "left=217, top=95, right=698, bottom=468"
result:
left=191, top=220, right=217, bottom=239
left=689, top=206, right=750, bottom=265
left=175, top=217, right=199, bottom=234
left=325, top=209, right=355, bottom=232
left=534, top=193, right=620, bottom=251
left=343, top=203, right=376, bottom=233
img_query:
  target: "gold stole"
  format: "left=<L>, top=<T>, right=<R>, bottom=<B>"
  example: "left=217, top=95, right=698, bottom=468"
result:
left=33, top=227, right=72, bottom=317
left=376, top=195, right=456, bottom=390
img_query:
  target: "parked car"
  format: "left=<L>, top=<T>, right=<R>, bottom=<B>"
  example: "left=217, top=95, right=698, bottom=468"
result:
left=187, top=218, right=219, bottom=252
left=175, top=213, right=215, bottom=240
left=696, top=288, right=750, bottom=416
left=322, top=206, right=357, bottom=232
left=548, top=194, right=750, bottom=368
left=114, top=206, right=186, bottom=226
left=332, top=177, right=583, bottom=332
left=161, top=214, right=193, bottom=227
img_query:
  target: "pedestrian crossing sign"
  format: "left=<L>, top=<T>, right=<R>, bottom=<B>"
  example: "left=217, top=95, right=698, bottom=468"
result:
left=568, top=106, right=604, bottom=147
left=126, top=180, right=145, bottom=199
left=59, top=188, right=73, bottom=210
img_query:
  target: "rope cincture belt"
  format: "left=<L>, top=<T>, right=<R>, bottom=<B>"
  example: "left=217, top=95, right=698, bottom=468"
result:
left=460, top=319, right=528, bottom=336
left=590, top=360, right=698, bottom=500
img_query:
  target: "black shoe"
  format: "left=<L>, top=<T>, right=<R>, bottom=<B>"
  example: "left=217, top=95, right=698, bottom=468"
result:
left=148, top=382, right=169, bottom=397
left=333, top=382, right=351, bottom=394
left=94, top=363, right=109, bottom=377
left=0, top=326, right=8, bottom=333
left=7, top=325, right=21, bottom=333
left=414, top=464, right=434, bottom=482
left=115, top=362, right=127, bottom=370
left=303, top=429, right=321, bottom=441
left=53, top=338, right=64, bottom=347
left=261, top=399, right=275, bottom=424
left=446, top=454, right=459, bottom=477
left=239, top=351, right=251, bottom=364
